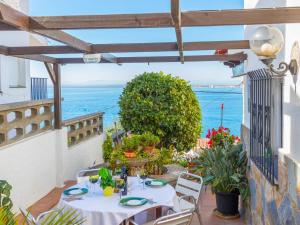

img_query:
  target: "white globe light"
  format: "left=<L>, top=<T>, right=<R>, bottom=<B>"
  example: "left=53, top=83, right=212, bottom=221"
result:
left=250, top=25, right=284, bottom=58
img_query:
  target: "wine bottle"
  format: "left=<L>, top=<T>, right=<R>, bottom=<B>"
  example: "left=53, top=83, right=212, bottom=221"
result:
left=121, top=166, right=128, bottom=196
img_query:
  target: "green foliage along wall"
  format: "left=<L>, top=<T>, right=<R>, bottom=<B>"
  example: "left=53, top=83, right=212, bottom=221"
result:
left=119, top=72, right=202, bottom=151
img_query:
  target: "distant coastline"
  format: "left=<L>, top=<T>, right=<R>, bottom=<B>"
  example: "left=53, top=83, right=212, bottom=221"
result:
left=56, top=84, right=242, bottom=89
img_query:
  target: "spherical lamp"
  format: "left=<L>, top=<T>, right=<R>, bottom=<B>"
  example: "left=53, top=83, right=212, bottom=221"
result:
left=250, top=26, right=284, bottom=64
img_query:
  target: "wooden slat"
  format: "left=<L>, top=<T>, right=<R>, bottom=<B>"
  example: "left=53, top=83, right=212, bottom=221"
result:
left=171, top=0, right=184, bottom=63
left=7, top=45, right=81, bottom=55
left=92, top=42, right=178, bottom=53
left=29, top=7, right=300, bottom=29
left=32, top=29, right=92, bottom=52
left=0, top=2, right=91, bottom=52
left=6, top=41, right=250, bottom=55
left=0, top=3, right=29, bottom=29
left=57, top=53, right=247, bottom=64
left=31, top=13, right=173, bottom=30
left=0, top=45, right=8, bottom=54
left=0, top=44, right=57, bottom=63
left=13, top=54, right=57, bottom=63
left=44, top=63, right=56, bottom=84
left=182, top=7, right=300, bottom=27
left=53, top=63, right=62, bottom=129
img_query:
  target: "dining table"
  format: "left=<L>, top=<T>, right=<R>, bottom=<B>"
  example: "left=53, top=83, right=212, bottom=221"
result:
left=57, top=176, right=177, bottom=225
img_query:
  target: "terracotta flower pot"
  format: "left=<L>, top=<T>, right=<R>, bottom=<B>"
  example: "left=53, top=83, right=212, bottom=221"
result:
left=124, top=151, right=136, bottom=158
left=144, top=146, right=155, bottom=154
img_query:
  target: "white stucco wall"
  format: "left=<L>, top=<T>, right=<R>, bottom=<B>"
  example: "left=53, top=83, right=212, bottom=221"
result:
left=244, top=0, right=300, bottom=162
left=0, top=129, right=104, bottom=212
left=0, top=0, right=31, bottom=103
left=63, top=130, right=104, bottom=181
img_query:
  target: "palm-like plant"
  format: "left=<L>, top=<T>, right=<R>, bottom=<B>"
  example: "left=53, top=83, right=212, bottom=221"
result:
left=0, top=207, right=85, bottom=225
left=196, top=144, right=249, bottom=200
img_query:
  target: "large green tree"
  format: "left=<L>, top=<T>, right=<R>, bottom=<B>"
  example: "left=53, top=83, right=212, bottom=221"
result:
left=119, top=72, right=201, bottom=151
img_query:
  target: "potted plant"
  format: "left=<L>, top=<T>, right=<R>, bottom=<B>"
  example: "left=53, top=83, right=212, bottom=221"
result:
left=141, top=132, right=160, bottom=153
left=99, top=168, right=114, bottom=196
left=122, top=136, right=140, bottom=158
left=196, top=144, right=249, bottom=216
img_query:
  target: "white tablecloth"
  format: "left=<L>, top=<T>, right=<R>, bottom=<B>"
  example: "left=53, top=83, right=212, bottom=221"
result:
left=58, top=177, right=177, bottom=225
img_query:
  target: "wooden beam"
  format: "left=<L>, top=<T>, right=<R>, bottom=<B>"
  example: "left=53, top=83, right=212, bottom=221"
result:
left=32, top=29, right=92, bottom=52
left=0, top=44, right=57, bottom=63
left=44, top=62, right=56, bottom=84
left=14, top=54, right=57, bottom=63
left=0, top=45, right=8, bottom=55
left=57, top=53, right=247, bottom=64
left=31, top=13, right=173, bottom=30
left=0, top=2, right=91, bottom=52
left=6, top=40, right=250, bottom=55
left=53, top=63, right=62, bottom=129
left=181, top=7, right=300, bottom=27
left=7, top=45, right=81, bottom=55
left=29, top=7, right=300, bottom=30
left=171, top=0, right=184, bottom=63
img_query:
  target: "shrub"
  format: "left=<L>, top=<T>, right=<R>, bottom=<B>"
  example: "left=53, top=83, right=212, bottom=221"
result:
left=140, top=132, right=160, bottom=147
left=103, top=135, right=114, bottom=162
left=119, top=72, right=201, bottom=151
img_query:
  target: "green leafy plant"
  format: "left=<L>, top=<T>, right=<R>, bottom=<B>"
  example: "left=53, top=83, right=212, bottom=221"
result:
left=0, top=180, right=13, bottom=211
left=99, top=168, right=114, bottom=190
left=0, top=207, right=85, bottom=225
left=0, top=180, right=13, bottom=223
left=140, top=132, right=160, bottom=147
left=122, top=135, right=141, bottom=151
left=0, top=207, right=15, bottom=225
left=103, top=135, right=114, bottom=162
left=196, top=144, right=249, bottom=200
left=119, top=71, right=201, bottom=151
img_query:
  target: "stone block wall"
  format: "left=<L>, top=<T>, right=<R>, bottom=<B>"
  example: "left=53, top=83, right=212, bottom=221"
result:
left=242, top=125, right=300, bottom=225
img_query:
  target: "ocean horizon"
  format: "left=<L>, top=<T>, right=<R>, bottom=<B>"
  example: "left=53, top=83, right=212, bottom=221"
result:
left=48, top=86, right=242, bottom=137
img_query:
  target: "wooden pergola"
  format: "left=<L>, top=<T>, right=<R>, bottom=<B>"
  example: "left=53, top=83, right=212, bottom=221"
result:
left=1, top=1, right=300, bottom=129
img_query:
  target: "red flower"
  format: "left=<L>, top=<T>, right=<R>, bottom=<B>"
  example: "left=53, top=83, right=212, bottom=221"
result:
left=206, top=129, right=211, bottom=138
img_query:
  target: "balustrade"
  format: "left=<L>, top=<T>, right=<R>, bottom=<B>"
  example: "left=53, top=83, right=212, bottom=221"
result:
left=0, top=99, right=54, bottom=147
left=63, top=112, right=103, bottom=147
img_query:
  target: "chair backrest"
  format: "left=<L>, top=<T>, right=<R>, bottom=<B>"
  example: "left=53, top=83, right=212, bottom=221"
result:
left=154, top=210, right=194, bottom=225
left=175, top=172, right=203, bottom=202
left=76, top=169, right=99, bottom=183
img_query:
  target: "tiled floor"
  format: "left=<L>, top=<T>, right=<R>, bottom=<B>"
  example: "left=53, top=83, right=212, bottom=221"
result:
left=20, top=181, right=245, bottom=225
left=195, top=189, right=245, bottom=225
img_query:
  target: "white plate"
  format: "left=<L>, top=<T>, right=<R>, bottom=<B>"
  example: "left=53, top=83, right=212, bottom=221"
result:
left=127, top=200, right=143, bottom=206
left=69, top=189, right=84, bottom=195
left=151, top=181, right=163, bottom=186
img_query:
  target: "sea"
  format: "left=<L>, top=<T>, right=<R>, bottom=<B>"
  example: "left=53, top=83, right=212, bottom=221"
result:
left=49, top=86, right=242, bottom=137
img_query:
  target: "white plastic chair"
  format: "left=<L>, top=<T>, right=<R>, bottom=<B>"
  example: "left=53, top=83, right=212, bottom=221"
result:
left=76, top=168, right=99, bottom=183
left=172, top=172, right=203, bottom=225
left=20, top=208, right=54, bottom=225
left=129, top=210, right=194, bottom=225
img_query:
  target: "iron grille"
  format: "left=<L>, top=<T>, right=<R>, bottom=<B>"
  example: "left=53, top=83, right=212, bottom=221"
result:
left=248, top=69, right=280, bottom=185
left=31, top=77, right=48, bottom=100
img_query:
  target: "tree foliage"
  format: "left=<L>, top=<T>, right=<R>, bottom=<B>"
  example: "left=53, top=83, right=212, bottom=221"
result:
left=119, top=72, right=201, bottom=151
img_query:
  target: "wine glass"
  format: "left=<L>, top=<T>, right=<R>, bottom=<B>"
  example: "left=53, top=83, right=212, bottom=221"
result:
left=140, top=173, right=147, bottom=189
left=89, top=175, right=99, bottom=194
left=115, top=178, right=125, bottom=199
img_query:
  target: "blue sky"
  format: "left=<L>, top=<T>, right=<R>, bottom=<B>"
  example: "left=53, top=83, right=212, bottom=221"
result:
left=29, top=0, right=244, bottom=85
